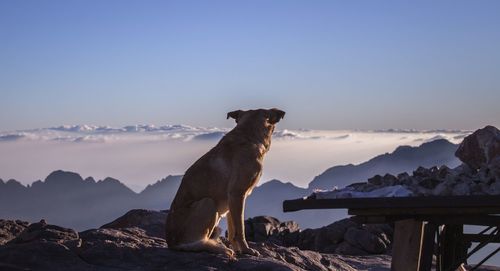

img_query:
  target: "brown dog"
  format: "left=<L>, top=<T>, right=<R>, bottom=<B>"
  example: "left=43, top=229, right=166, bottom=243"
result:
left=165, top=108, right=285, bottom=256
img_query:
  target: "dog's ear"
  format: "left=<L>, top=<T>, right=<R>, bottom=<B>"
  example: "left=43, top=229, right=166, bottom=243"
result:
left=227, top=110, right=243, bottom=122
left=269, top=108, right=285, bottom=124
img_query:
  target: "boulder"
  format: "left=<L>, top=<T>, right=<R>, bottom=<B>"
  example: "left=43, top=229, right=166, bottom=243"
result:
left=367, top=175, right=383, bottom=186
left=297, top=228, right=317, bottom=250
left=8, top=219, right=81, bottom=250
left=0, top=219, right=28, bottom=245
left=489, top=156, right=500, bottom=180
left=100, top=209, right=168, bottom=239
left=335, top=241, right=369, bottom=256
left=456, top=125, right=500, bottom=170
left=363, top=224, right=393, bottom=243
left=382, top=174, right=399, bottom=186
left=78, top=227, right=168, bottom=269
left=490, top=180, right=500, bottom=195
left=343, top=227, right=388, bottom=254
left=245, top=216, right=392, bottom=256
left=418, top=178, right=441, bottom=189
left=324, top=219, right=358, bottom=244
left=432, top=179, right=455, bottom=196
left=413, top=166, right=432, bottom=177
left=0, top=220, right=89, bottom=271
left=452, top=181, right=471, bottom=196
left=0, top=239, right=93, bottom=271
left=244, top=216, right=300, bottom=245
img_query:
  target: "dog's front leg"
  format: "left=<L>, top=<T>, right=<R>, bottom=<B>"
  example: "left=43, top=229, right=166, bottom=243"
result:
left=228, top=192, right=260, bottom=256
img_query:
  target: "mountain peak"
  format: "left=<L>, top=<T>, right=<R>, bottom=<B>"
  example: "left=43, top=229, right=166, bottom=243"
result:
left=45, top=170, right=84, bottom=185
left=260, top=179, right=296, bottom=189
left=84, top=177, right=96, bottom=183
left=140, top=175, right=182, bottom=194
left=5, top=179, right=25, bottom=188
left=420, top=138, right=454, bottom=148
left=95, top=177, right=135, bottom=195
left=99, top=177, right=121, bottom=184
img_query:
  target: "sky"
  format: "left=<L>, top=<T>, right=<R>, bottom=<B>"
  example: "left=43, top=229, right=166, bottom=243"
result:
left=1, top=0, right=499, bottom=131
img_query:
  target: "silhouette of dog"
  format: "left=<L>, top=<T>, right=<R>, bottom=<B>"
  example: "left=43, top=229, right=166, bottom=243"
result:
left=166, top=108, right=285, bottom=256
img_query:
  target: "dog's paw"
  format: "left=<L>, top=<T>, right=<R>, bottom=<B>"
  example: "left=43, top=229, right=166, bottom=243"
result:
left=239, top=247, right=260, bottom=257
left=225, top=248, right=235, bottom=258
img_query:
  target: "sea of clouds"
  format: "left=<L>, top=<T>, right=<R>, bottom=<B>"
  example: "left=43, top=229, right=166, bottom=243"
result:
left=0, top=125, right=469, bottom=191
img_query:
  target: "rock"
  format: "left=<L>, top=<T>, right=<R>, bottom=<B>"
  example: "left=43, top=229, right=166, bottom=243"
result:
left=78, top=227, right=169, bottom=270
left=335, top=241, right=369, bottom=256
left=452, top=163, right=476, bottom=176
left=244, top=216, right=392, bottom=256
left=280, top=230, right=301, bottom=247
left=382, top=174, right=399, bottom=186
left=0, top=239, right=94, bottom=271
left=413, top=166, right=431, bottom=177
left=345, top=182, right=369, bottom=190
left=336, top=254, right=392, bottom=271
left=367, top=175, right=383, bottom=186
left=253, top=242, right=359, bottom=271
left=345, top=182, right=381, bottom=192
left=313, top=227, right=331, bottom=252
left=0, top=219, right=391, bottom=271
left=418, top=178, right=441, bottom=189
left=272, top=221, right=301, bottom=246
left=297, top=228, right=317, bottom=250
left=8, top=219, right=81, bottom=250
left=100, top=209, right=168, bottom=239
left=279, top=220, right=300, bottom=234
left=432, top=179, right=454, bottom=196
left=324, top=219, right=358, bottom=244
left=0, top=220, right=89, bottom=271
left=363, top=224, right=393, bottom=245
left=245, top=216, right=299, bottom=244
left=456, top=125, right=500, bottom=170
left=0, top=219, right=28, bottom=245
left=343, top=227, right=388, bottom=254
left=397, top=172, right=412, bottom=185
left=253, top=222, right=274, bottom=241
left=452, top=181, right=471, bottom=196
left=490, top=181, right=500, bottom=195
left=489, top=156, right=500, bottom=180
left=438, top=165, right=452, bottom=179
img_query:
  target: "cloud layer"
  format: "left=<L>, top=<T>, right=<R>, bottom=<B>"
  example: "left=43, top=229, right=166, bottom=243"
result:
left=0, top=125, right=469, bottom=191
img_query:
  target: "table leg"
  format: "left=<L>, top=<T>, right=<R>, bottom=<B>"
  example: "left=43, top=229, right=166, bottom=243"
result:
left=419, top=222, right=438, bottom=271
left=441, top=224, right=466, bottom=271
left=391, top=219, right=425, bottom=271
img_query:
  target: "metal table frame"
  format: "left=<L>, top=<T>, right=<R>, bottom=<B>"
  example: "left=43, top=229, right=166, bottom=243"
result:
left=283, top=195, right=500, bottom=271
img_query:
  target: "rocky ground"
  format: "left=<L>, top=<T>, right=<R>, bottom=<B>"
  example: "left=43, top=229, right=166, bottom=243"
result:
left=244, top=216, right=393, bottom=256
left=1, top=213, right=498, bottom=271
left=0, top=217, right=392, bottom=271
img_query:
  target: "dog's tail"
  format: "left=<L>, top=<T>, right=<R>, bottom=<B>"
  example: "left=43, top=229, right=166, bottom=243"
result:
left=172, top=239, right=234, bottom=257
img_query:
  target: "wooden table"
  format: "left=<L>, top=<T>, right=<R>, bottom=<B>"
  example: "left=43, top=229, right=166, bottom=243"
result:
left=283, top=195, right=500, bottom=271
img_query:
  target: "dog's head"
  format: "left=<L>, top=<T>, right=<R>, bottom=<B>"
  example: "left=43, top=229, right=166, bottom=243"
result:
left=227, top=108, right=285, bottom=128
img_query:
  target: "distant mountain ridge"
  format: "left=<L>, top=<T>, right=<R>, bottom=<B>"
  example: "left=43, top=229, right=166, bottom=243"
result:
left=308, top=139, right=460, bottom=190
left=0, top=171, right=183, bottom=230
left=0, top=139, right=460, bottom=230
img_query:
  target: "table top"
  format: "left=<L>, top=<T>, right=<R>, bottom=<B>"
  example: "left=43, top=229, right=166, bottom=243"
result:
left=283, top=195, right=500, bottom=215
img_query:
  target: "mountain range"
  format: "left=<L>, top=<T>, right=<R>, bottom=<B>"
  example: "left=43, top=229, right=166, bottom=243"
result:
left=0, top=139, right=459, bottom=230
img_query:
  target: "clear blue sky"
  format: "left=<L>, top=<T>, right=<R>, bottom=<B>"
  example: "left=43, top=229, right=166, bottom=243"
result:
left=1, top=0, right=499, bottom=131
